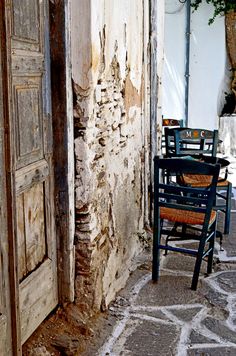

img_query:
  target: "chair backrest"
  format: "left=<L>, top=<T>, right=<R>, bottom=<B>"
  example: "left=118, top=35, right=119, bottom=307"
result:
left=162, top=118, right=184, bottom=155
left=162, top=118, right=184, bottom=128
left=154, top=157, right=220, bottom=229
left=164, top=127, right=218, bottom=158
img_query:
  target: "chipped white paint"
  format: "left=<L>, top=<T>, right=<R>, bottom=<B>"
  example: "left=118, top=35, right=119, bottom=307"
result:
left=91, top=0, right=143, bottom=91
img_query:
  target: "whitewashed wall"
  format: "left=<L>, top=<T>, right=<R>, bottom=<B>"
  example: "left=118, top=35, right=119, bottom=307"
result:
left=163, top=1, right=228, bottom=130
left=71, top=0, right=165, bottom=312
left=189, top=2, right=227, bottom=129
left=162, top=0, right=186, bottom=122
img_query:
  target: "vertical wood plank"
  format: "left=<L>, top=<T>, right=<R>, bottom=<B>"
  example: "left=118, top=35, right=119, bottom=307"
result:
left=16, top=194, right=27, bottom=281
left=0, top=315, right=7, bottom=354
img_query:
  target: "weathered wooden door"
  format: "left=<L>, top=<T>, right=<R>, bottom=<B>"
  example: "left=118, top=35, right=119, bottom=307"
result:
left=4, top=0, right=58, bottom=347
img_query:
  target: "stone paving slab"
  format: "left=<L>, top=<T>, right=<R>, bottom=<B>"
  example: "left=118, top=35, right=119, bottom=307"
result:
left=120, top=320, right=179, bottom=356
left=189, top=330, right=218, bottom=344
left=202, top=316, right=236, bottom=344
left=135, top=275, right=203, bottom=307
left=187, top=347, right=236, bottom=355
left=163, top=253, right=208, bottom=274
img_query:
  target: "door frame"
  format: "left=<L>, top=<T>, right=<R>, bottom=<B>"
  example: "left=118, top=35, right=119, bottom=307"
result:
left=0, top=1, right=22, bottom=353
left=0, top=1, right=14, bottom=353
left=0, top=0, right=74, bottom=353
left=49, top=0, right=75, bottom=304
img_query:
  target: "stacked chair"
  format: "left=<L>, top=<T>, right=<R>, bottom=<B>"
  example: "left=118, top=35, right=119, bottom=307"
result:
left=152, top=157, right=220, bottom=290
left=164, top=128, right=232, bottom=235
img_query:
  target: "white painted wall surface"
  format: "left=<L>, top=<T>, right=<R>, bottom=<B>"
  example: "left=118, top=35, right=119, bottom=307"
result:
left=162, top=0, right=186, bottom=122
left=163, top=1, right=227, bottom=130
left=189, top=2, right=226, bottom=130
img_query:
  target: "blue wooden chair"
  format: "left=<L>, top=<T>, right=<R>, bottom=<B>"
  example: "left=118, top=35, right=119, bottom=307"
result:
left=152, top=157, right=220, bottom=290
left=164, top=128, right=232, bottom=235
left=164, top=127, right=218, bottom=158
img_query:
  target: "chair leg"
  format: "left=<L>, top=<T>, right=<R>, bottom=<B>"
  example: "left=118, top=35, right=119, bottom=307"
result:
left=191, top=238, right=206, bottom=290
left=152, top=227, right=161, bottom=282
left=164, top=238, right=168, bottom=256
left=224, top=182, right=232, bottom=235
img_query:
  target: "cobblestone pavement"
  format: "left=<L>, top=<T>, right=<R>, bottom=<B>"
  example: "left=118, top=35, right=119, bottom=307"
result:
left=84, top=162, right=236, bottom=356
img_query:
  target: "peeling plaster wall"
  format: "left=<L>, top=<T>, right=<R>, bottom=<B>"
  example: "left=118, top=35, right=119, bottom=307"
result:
left=71, top=0, right=151, bottom=311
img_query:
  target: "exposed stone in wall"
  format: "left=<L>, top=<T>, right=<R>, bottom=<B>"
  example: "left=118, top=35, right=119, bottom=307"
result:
left=73, top=44, right=147, bottom=311
left=70, top=0, right=153, bottom=314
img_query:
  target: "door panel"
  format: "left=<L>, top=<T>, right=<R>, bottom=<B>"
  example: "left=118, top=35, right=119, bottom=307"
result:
left=5, top=0, right=58, bottom=346
left=19, top=259, right=57, bottom=344
left=16, top=181, right=47, bottom=281
left=13, top=78, right=44, bottom=168
left=12, top=0, right=41, bottom=51
left=22, top=183, right=46, bottom=273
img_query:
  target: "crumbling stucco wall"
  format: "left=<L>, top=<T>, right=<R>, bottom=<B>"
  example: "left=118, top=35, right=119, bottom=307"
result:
left=71, top=0, right=150, bottom=312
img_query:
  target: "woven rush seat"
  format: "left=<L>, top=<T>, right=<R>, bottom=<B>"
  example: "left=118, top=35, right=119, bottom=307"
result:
left=183, top=174, right=229, bottom=187
left=160, top=206, right=216, bottom=225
